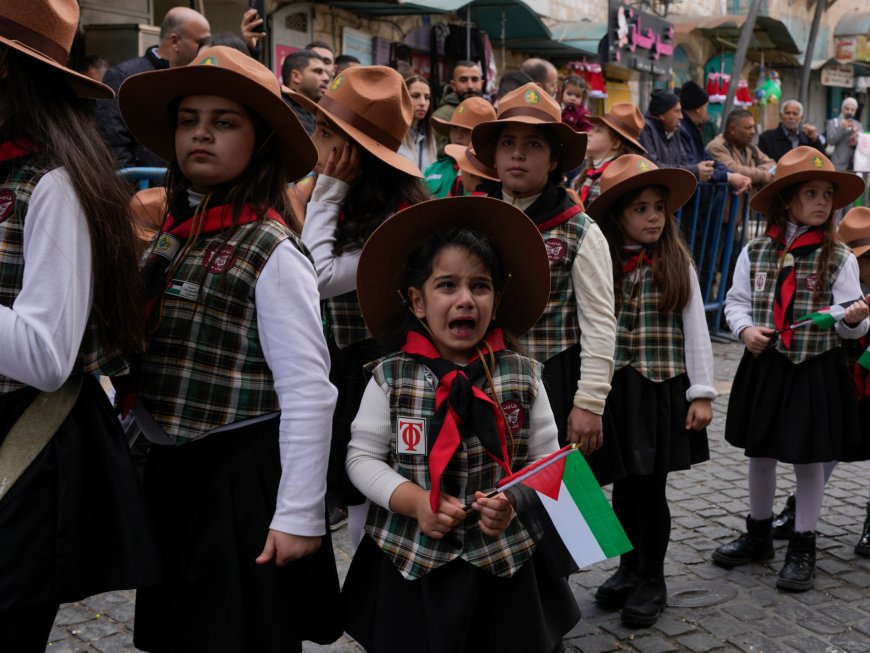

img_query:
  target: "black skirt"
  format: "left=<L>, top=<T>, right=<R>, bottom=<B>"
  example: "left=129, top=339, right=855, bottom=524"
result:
left=134, top=418, right=342, bottom=653
left=726, top=347, right=868, bottom=463
left=0, top=376, right=160, bottom=611
left=587, top=366, right=710, bottom=485
left=341, top=535, right=580, bottom=653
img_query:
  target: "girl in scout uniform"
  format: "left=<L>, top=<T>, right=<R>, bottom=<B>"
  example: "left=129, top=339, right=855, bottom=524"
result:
left=713, top=147, right=869, bottom=592
left=442, top=143, right=500, bottom=196
left=342, top=195, right=581, bottom=652
left=293, top=65, right=428, bottom=538
left=585, top=155, right=716, bottom=627
left=471, top=82, right=618, bottom=462
left=118, top=46, right=341, bottom=651
left=0, top=2, right=158, bottom=648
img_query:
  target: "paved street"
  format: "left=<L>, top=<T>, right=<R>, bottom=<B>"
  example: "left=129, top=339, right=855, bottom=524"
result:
left=48, top=339, right=870, bottom=652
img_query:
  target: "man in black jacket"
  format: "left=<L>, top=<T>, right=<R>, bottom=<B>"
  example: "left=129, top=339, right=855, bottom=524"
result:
left=640, top=88, right=714, bottom=182
left=96, top=7, right=211, bottom=168
left=757, top=100, right=824, bottom=162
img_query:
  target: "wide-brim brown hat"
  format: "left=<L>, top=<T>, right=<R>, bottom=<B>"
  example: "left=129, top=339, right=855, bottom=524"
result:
left=471, top=83, right=587, bottom=171
left=588, top=102, right=646, bottom=153
left=445, top=144, right=499, bottom=182
left=0, top=0, right=112, bottom=99
left=290, top=65, right=422, bottom=178
left=750, top=146, right=865, bottom=214
left=838, top=207, right=870, bottom=258
left=357, top=196, right=550, bottom=346
left=119, top=46, right=316, bottom=182
left=586, top=154, right=697, bottom=220
left=432, top=96, right=496, bottom=137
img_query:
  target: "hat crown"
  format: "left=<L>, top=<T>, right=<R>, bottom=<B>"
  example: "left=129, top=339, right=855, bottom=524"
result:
left=773, top=146, right=835, bottom=180
left=496, top=82, right=561, bottom=123
left=194, top=46, right=281, bottom=99
left=451, top=96, right=496, bottom=129
left=0, top=0, right=78, bottom=64
left=604, top=103, right=644, bottom=139
left=838, top=207, right=870, bottom=244
left=599, top=154, right=658, bottom=195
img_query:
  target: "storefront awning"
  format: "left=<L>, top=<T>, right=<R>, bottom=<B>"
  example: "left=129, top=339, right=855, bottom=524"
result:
left=329, top=0, right=465, bottom=16
left=834, top=11, right=870, bottom=37
left=674, top=15, right=802, bottom=67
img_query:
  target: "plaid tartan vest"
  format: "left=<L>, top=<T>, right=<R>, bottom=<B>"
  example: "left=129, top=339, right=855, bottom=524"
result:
left=0, top=156, right=128, bottom=395
left=327, top=290, right=371, bottom=349
left=518, top=210, right=589, bottom=363
left=365, top=350, right=543, bottom=580
left=748, top=236, right=850, bottom=364
left=138, top=219, right=295, bottom=442
left=614, top=265, right=686, bottom=381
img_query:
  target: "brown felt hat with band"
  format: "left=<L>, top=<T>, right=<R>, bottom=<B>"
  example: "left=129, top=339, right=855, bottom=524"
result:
left=588, top=103, right=646, bottom=154
left=356, top=196, right=550, bottom=346
left=289, top=65, right=422, bottom=178
left=445, top=144, right=499, bottom=182
left=119, top=46, right=317, bottom=183
left=838, top=207, right=870, bottom=258
left=432, top=96, right=496, bottom=137
left=0, top=0, right=112, bottom=99
left=585, top=154, right=697, bottom=220
left=749, top=146, right=866, bottom=214
left=471, top=83, right=587, bottom=171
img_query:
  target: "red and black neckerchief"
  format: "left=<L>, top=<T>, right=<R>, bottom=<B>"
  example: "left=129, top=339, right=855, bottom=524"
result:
left=767, top=225, right=825, bottom=349
left=578, top=157, right=616, bottom=205
left=401, top=326, right=512, bottom=512
left=0, top=139, right=38, bottom=163
left=622, top=247, right=654, bottom=274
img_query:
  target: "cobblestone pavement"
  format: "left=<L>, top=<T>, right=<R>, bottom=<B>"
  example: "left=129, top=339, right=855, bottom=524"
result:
left=49, top=340, right=870, bottom=652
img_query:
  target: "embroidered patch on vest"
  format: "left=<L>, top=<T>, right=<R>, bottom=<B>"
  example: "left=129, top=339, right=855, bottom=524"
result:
left=0, top=190, right=14, bottom=223
left=804, top=274, right=818, bottom=291
left=166, top=280, right=200, bottom=301
left=544, top=238, right=567, bottom=263
left=754, top=272, right=767, bottom=291
left=203, top=244, right=237, bottom=273
left=501, top=399, right=525, bottom=433
left=397, top=416, right=426, bottom=455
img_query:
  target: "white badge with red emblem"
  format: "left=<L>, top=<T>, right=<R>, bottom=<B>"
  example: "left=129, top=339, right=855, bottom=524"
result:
left=754, top=272, right=766, bottom=292
left=396, top=416, right=427, bottom=455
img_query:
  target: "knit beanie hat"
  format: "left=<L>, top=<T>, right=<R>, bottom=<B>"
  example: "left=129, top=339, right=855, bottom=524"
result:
left=679, top=81, right=708, bottom=111
left=648, top=89, right=679, bottom=116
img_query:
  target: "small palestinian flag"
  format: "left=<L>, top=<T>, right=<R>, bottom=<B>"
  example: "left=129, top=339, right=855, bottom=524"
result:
left=501, top=446, right=632, bottom=578
left=858, top=345, right=870, bottom=371
left=794, top=301, right=854, bottom=330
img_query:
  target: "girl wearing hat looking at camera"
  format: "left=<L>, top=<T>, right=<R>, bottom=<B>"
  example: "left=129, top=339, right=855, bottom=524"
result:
left=0, top=1, right=159, bottom=648
left=119, top=46, right=341, bottom=650
left=342, top=196, right=581, bottom=652
left=585, top=155, right=716, bottom=627
left=713, top=147, right=869, bottom=593
left=291, top=65, right=428, bottom=540
left=472, top=82, right=618, bottom=462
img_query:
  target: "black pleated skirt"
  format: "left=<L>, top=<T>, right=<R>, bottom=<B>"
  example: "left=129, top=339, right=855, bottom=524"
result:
left=341, top=535, right=580, bottom=653
left=0, top=376, right=160, bottom=611
left=134, top=418, right=341, bottom=653
left=726, top=347, right=869, bottom=463
left=587, top=366, right=710, bottom=485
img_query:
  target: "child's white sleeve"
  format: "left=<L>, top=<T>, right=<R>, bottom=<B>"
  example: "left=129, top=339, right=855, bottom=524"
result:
left=833, top=253, right=870, bottom=339
left=299, top=175, right=360, bottom=299
left=682, top=266, right=717, bottom=401
left=347, top=378, right=412, bottom=510
left=724, top=246, right=754, bottom=339
left=527, top=380, right=561, bottom=462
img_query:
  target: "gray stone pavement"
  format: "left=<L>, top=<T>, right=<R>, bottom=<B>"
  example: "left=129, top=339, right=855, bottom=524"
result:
left=49, top=339, right=870, bottom=652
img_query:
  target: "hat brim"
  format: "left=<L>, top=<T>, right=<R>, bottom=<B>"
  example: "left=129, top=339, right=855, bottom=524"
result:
left=585, top=168, right=698, bottom=220
left=445, top=144, right=499, bottom=182
left=289, top=90, right=423, bottom=179
left=119, top=66, right=317, bottom=182
left=0, top=36, right=113, bottom=99
left=749, top=170, right=866, bottom=214
left=471, top=118, right=587, bottom=172
left=587, top=115, right=647, bottom=154
left=357, top=196, right=551, bottom=346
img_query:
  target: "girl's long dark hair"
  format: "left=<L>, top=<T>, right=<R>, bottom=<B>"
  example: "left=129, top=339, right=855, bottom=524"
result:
left=2, top=49, right=144, bottom=353
left=599, top=185, right=693, bottom=313
left=765, top=183, right=837, bottom=294
left=335, top=148, right=429, bottom=254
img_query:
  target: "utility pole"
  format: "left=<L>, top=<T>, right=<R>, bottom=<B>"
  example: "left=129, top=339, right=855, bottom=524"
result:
left=720, top=0, right=763, bottom=133
left=799, top=0, right=827, bottom=110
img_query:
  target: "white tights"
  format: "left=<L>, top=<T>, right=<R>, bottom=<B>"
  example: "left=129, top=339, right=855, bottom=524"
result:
left=748, top=457, right=825, bottom=533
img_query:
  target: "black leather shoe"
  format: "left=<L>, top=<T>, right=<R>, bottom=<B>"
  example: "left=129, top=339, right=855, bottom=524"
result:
left=712, top=515, right=775, bottom=568
left=855, top=503, right=870, bottom=557
left=772, top=493, right=796, bottom=540
left=776, top=531, right=815, bottom=592
left=620, top=576, right=666, bottom=627
left=595, top=561, right=639, bottom=609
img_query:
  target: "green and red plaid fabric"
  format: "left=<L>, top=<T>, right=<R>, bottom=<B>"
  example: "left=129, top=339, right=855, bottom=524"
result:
left=518, top=212, right=589, bottom=363
left=364, top=350, right=542, bottom=580
left=748, top=236, right=850, bottom=364
left=614, top=263, right=687, bottom=381
left=328, top=290, right=371, bottom=349
left=138, top=220, right=295, bottom=442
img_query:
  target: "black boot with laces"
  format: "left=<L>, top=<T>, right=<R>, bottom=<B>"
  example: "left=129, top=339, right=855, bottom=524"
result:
left=712, top=515, right=774, bottom=568
left=776, top=531, right=815, bottom=591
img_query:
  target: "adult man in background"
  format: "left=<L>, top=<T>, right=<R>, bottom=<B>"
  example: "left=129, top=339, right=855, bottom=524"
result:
left=707, top=109, right=776, bottom=189
left=432, top=60, right=484, bottom=153
left=758, top=99, right=824, bottom=161
left=281, top=49, right=330, bottom=134
left=520, top=57, right=558, bottom=97
left=305, top=40, right=335, bottom=77
left=826, top=97, right=862, bottom=171
left=96, top=7, right=211, bottom=167
left=640, top=88, right=714, bottom=181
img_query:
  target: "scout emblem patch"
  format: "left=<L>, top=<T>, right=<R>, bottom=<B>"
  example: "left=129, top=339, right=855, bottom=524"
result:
left=199, top=55, right=219, bottom=66
left=812, top=156, right=824, bottom=169
left=754, top=272, right=767, bottom=292
left=501, top=400, right=525, bottom=433
left=544, top=238, right=568, bottom=263
left=329, top=76, right=343, bottom=92
left=0, top=190, right=14, bottom=224
left=397, top=417, right=426, bottom=455
left=524, top=89, right=541, bottom=105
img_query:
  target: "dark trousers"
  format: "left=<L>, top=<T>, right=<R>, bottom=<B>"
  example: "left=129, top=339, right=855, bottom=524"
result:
left=612, top=473, right=670, bottom=577
left=0, top=603, right=58, bottom=653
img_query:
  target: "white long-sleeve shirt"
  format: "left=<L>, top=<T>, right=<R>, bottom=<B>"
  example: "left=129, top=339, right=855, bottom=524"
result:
left=680, top=268, right=717, bottom=401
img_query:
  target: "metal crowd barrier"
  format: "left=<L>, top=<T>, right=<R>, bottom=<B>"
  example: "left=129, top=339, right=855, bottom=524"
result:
left=118, top=166, right=167, bottom=190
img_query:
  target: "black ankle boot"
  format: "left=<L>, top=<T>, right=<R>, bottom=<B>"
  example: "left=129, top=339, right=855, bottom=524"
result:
left=772, top=493, right=796, bottom=540
left=776, top=531, right=816, bottom=591
left=855, top=503, right=870, bottom=557
left=712, top=515, right=775, bottom=568
left=595, top=554, right=639, bottom=609
left=620, top=575, right=666, bottom=627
